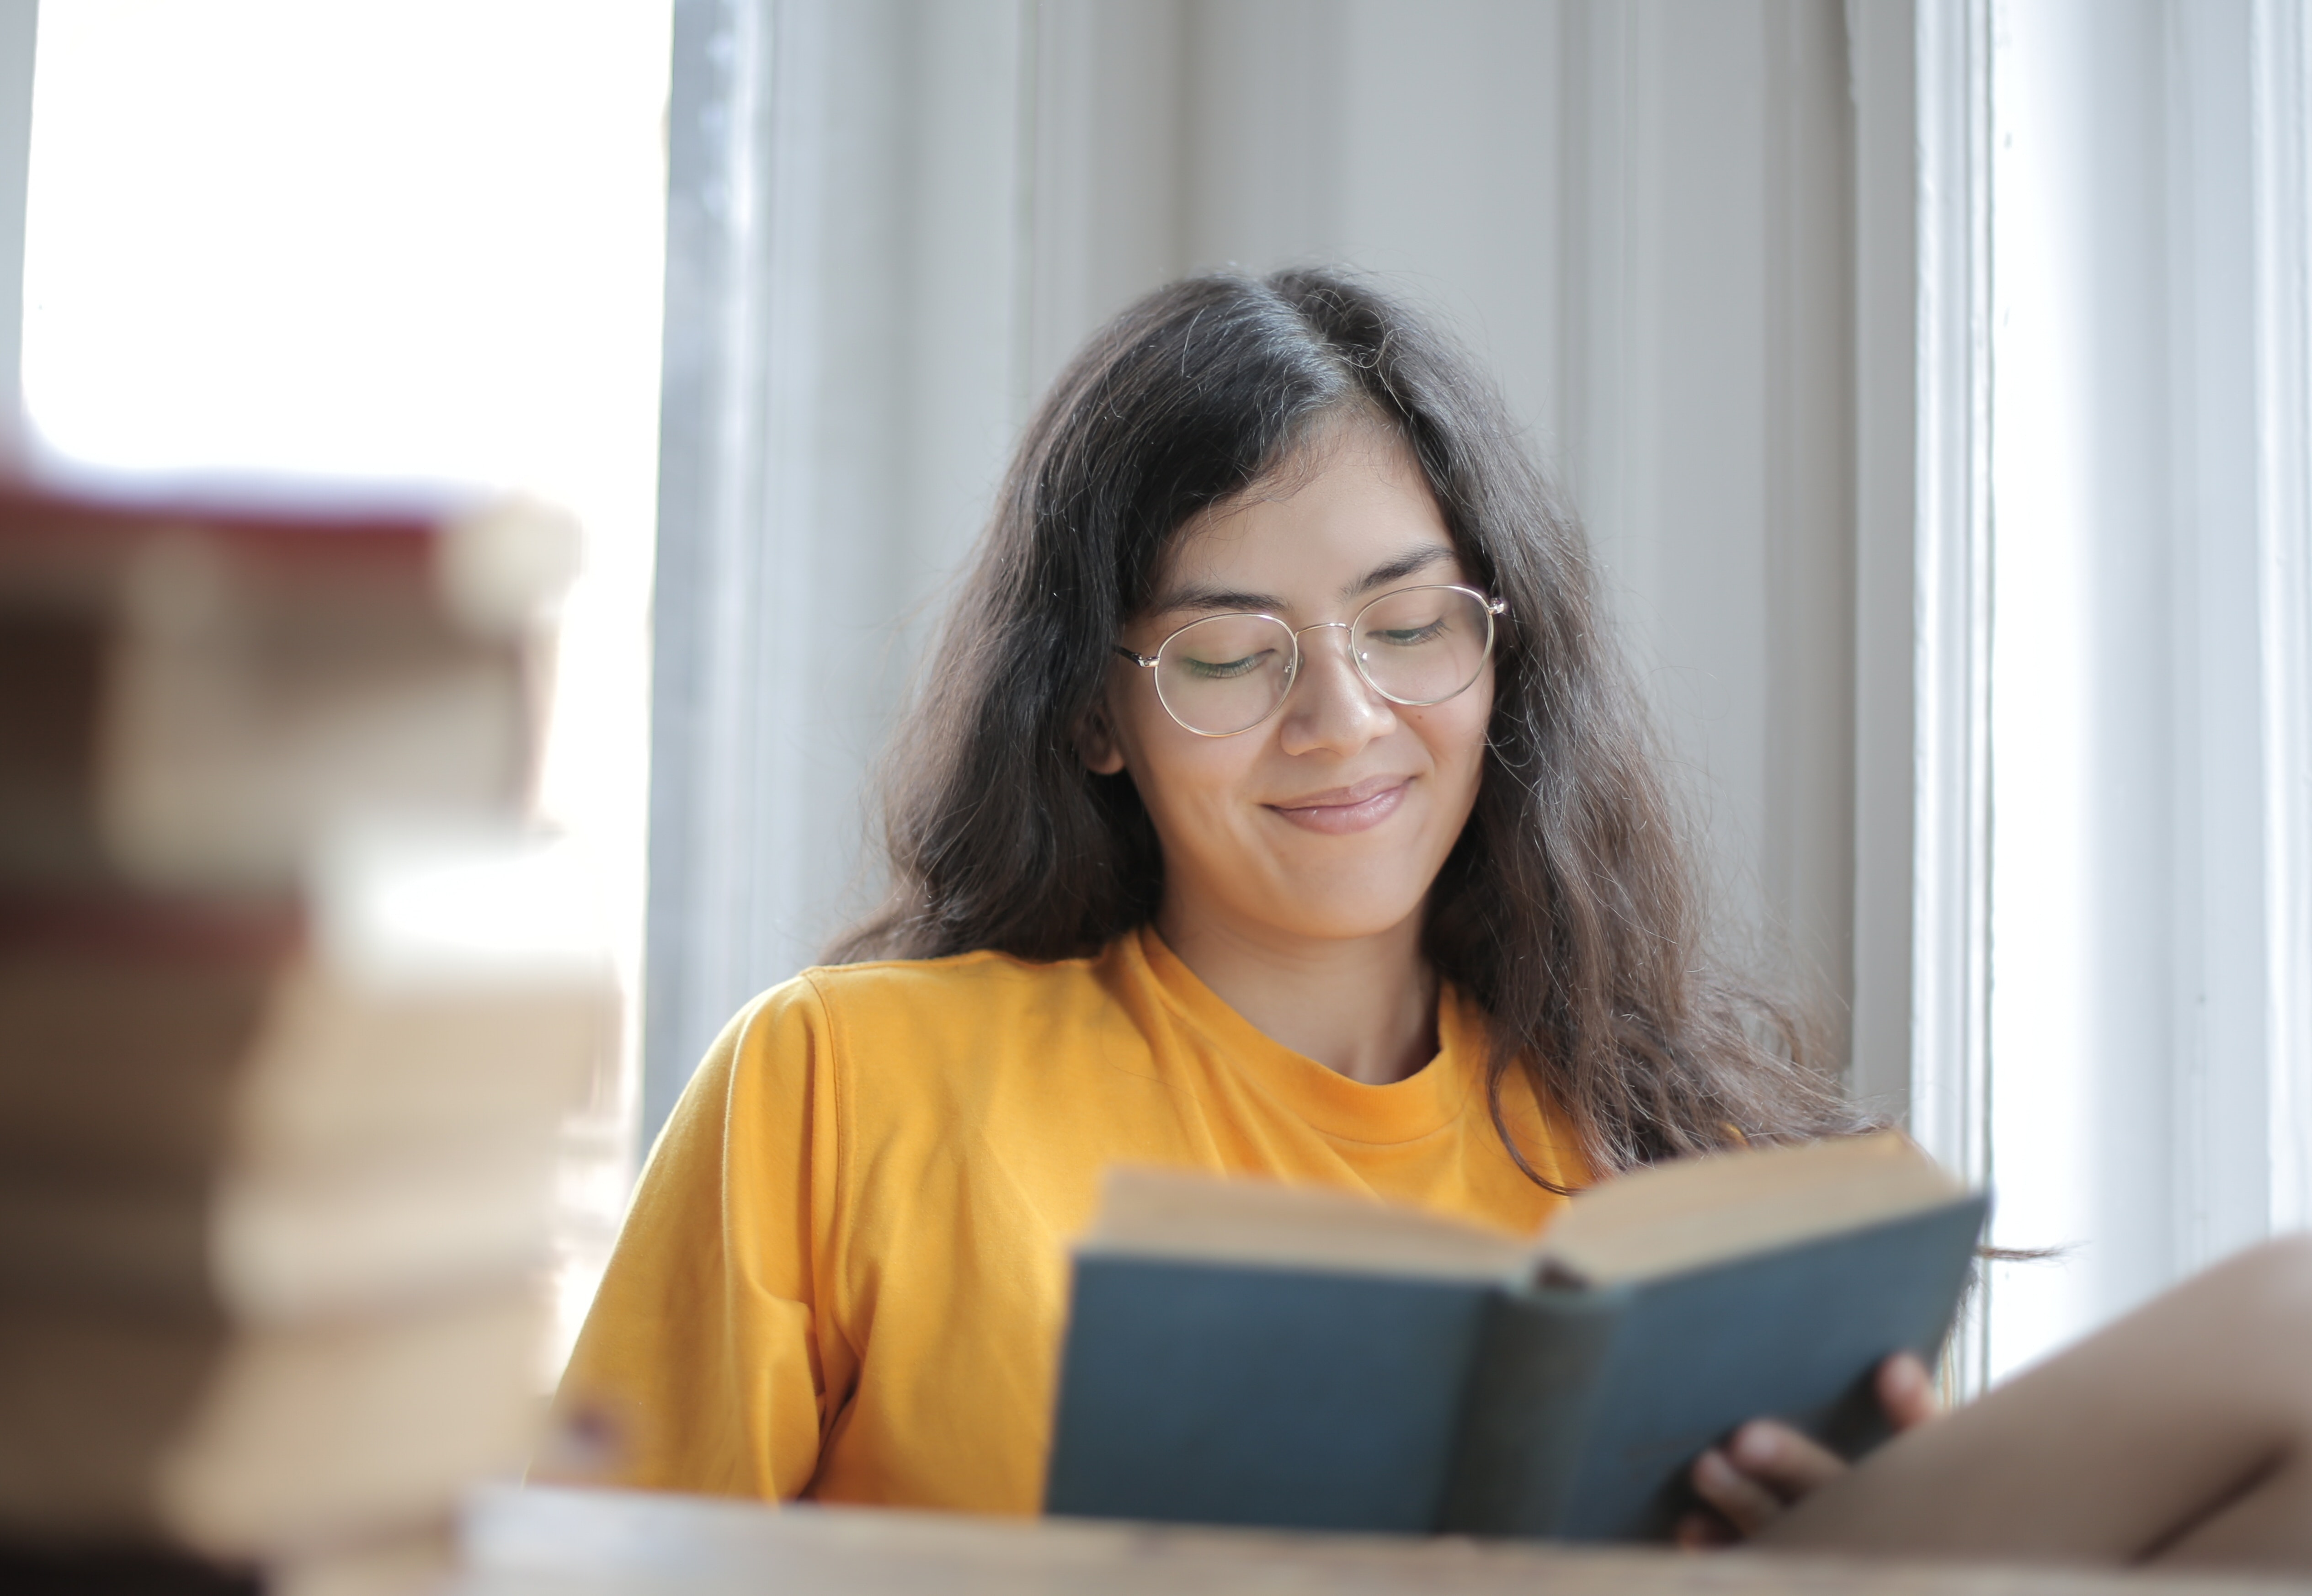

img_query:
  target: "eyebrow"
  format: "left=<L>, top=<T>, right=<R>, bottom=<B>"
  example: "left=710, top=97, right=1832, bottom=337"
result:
left=1149, top=545, right=1455, bottom=617
left=1348, top=545, right=1453, bottom=598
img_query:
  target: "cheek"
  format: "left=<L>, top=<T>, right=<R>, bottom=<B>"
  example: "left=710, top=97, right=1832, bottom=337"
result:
left=1410, top=685, right=1494, bottom=808
left=1109, top=689, right=1260, bottom=828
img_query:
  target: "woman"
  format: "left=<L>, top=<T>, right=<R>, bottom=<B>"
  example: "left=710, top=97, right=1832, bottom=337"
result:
left=554, top=269, right=2312, bottom=1568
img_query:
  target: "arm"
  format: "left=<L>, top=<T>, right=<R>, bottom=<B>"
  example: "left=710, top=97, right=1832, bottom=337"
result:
left=538, top=982, right=852, bottom=1501
left=1758, top=1235, right=2312, bottom=1570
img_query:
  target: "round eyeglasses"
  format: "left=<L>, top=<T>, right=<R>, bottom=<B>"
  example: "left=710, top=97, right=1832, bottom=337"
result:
left=1113, top=584, right=1508, bottom=738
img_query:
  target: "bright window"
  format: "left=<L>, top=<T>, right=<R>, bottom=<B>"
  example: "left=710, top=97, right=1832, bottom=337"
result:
left=21, top=0, right=672, bottom=1364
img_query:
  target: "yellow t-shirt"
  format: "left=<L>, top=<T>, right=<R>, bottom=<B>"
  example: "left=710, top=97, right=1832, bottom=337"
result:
left=554, top=926, right=1591, bottom=1513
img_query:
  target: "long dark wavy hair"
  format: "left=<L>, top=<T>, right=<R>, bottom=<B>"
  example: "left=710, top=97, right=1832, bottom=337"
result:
left=832, top=267, right=1859, bottom=1182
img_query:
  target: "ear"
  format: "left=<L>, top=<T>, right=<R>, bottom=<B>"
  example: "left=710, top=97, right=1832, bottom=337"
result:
left=1076, top=697, right=1128, bottom=776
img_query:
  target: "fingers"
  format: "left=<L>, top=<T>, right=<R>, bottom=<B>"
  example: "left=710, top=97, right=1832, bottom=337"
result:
left=1690, top=1446, right=1788, bottom=1537
left=1685, top=1367, right=1937, bottom=1552
left=1877, top=1351, right=1942, bottom=1431
left=1688, top=1421, right=1851, bottom=1541
left=1728, top=1419, right=1849, bottom=1499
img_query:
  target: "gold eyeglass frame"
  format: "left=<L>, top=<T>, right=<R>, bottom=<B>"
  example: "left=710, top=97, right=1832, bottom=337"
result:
left=1112, top=582, right=1509, bottom=739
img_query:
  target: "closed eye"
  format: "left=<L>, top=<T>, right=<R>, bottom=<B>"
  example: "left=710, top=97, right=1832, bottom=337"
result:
left=1369, top=620, right=1450, bottom=647
left=1180, top=650, right=1276, bottom=680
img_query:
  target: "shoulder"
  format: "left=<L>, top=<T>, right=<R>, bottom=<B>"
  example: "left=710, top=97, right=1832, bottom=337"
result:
left=798, top=945, right=1109, bottom=1008
left=704, top=945, right=1151, bottom=1179
left=723, top=943, right=1133, bottom=1080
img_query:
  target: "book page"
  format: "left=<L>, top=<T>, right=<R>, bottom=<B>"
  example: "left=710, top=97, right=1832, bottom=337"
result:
left=1540, top=1133, right=1969, bottom=1285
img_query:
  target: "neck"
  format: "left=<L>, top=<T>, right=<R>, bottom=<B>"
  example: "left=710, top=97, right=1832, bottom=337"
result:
left=1154, top=894, right=1438, bottom=1085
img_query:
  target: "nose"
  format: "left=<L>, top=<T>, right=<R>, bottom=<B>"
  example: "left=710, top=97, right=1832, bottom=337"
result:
left=1277, top=621, right=1394, bottom=755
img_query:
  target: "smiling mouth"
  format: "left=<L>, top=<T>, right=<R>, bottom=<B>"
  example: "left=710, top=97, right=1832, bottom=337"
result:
left=1265, top=777, right=1412, bottom=835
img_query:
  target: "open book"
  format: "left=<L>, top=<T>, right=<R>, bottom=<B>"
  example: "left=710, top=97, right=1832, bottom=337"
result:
left=1044, top=1133, right=1986, bottom=1541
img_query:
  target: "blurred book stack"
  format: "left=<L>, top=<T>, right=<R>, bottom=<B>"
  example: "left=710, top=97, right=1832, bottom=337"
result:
left=0, top=476, right=615, bottom=1594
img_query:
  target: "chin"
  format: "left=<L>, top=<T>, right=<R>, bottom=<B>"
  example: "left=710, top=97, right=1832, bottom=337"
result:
left=1262, top=885, right=1433, bottom=943
left=1258, top=843, right=1448, bottom=930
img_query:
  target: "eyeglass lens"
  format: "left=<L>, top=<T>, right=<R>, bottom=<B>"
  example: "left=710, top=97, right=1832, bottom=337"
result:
left=1151, top=585, right=1496, bottom=737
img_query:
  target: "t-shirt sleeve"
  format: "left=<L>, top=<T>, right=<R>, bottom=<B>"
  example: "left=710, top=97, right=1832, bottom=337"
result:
left=540, top=977, right=850, bottom=1500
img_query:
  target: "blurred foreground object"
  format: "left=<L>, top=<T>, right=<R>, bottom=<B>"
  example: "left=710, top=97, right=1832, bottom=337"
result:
left=450, top=1485, right=2291, bottom=1596
left=0, top=471, right=612, bottom=1594
left=0, top=474, right=575, bottom=892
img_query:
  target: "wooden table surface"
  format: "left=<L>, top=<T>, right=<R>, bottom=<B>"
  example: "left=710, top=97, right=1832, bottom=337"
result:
left=456, top=1486, right=2310, bottom=1596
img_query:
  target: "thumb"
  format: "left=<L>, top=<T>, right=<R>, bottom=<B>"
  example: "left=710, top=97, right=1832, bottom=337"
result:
left=1877, top=1351, right=1940, bottom=1431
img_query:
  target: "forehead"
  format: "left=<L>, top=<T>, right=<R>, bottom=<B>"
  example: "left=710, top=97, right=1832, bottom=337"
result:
left=1151, top=422, right=1462, bottom=616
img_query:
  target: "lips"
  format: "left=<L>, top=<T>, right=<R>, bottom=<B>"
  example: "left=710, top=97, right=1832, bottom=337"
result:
left=1264, top=776, right=1412, bottom=835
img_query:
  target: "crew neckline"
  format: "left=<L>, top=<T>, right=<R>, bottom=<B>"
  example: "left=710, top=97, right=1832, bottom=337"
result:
left=1129, top=925, right=1482, bottom=1145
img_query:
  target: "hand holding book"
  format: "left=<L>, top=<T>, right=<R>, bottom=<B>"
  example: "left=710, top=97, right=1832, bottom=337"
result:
left=1680, top=1348, right=1941, bottom=1547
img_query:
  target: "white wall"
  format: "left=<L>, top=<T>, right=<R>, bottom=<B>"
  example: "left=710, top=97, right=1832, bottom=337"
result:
left=642, top=0, right=1867, bottom=1140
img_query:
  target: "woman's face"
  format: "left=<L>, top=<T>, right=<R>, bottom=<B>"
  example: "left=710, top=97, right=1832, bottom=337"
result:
left=1086, top=420, right=1494, bottom=950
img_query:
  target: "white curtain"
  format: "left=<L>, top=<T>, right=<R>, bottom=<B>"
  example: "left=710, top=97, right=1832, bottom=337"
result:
left=641, top=0, right=1867, bottom=1152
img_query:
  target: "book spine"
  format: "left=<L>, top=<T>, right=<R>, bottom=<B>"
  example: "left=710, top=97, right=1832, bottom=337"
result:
left=1436, top=1285, right=1626, bottom=1537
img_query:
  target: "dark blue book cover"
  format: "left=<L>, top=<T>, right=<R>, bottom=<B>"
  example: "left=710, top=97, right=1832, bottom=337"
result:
left=1043, top=1195, right=1987, bottom=1540
left=1043, top=1257, right=1495, bottom=1531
